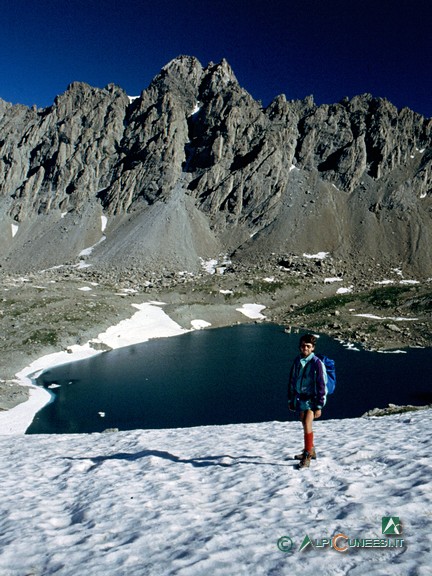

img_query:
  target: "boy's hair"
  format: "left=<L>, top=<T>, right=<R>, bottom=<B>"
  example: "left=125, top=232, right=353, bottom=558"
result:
left=299, top=334, right=317, bottom=346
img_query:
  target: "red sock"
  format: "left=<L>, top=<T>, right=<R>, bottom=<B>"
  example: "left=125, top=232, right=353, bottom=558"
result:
left=304, top=432, right=314, bottom=453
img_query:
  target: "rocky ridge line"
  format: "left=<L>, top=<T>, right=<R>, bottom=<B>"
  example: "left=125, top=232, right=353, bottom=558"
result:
left=0, top=55, right=431, bottom=277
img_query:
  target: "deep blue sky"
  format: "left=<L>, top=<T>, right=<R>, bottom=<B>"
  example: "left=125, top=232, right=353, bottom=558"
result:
left=1, top=0, right=431, bottom=117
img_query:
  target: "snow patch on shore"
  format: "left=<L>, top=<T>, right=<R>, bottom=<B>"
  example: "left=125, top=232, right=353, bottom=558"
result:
left=0, top=303, right=188, bottom=434
left=191, top=319, right=212, bottom=330
left=236, top=304, right=266, bottom=320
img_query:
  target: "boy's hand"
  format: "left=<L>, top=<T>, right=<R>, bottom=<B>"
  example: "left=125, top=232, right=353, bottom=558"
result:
left=314, top=409, right=322, bottom=419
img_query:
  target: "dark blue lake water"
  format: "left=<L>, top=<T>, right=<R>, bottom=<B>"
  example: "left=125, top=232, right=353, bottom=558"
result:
left=26, top=324, right=432, bottom=434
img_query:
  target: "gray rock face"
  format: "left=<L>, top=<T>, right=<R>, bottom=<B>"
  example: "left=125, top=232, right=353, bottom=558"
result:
left=0, top=55, right=431, bottom=275
left=2, top=82, right=128, bottom=220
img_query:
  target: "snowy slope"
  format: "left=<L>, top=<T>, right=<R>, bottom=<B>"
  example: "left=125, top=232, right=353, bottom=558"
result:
left=0, top=409, right=430, bottom=575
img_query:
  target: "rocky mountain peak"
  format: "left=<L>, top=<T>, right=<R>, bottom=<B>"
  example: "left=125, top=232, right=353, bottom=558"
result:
left=161, top=55, right=203, bottom=77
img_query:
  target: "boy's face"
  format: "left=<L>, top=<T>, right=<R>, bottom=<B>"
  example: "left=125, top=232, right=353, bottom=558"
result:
left=300, top=342, right=315, bottom=357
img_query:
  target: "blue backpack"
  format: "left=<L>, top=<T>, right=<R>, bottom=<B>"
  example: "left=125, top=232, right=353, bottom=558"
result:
left=315, top=354, right=336, bottom=394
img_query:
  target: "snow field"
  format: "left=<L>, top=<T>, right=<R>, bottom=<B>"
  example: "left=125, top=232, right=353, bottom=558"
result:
left=0, top=410, right=430, bottom=575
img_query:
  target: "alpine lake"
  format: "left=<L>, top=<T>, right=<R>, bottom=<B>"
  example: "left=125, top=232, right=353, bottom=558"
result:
left=26, top=323, right=432, bottom=434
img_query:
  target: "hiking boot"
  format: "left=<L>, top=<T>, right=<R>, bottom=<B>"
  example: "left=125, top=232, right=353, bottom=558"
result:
left=298, top=451, right=312, bottom=469
left=294, top=447, right=316, bottom=460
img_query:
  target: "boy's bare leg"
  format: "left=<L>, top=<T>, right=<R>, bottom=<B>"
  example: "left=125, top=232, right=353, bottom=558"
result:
left=300, top=409, right=315, bottom=433
left=299, top=409, right=321, bottom=461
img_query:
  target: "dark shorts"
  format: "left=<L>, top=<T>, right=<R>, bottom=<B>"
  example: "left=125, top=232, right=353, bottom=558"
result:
left=297, top=397, right=316, bottom=412
left=296, top=395, right=325, bottom=412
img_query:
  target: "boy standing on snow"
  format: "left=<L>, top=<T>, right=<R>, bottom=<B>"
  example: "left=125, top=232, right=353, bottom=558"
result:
left=288, top=334, right=327, bottom=469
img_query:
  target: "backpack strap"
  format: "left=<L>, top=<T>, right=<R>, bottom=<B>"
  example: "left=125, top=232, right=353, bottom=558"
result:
left=310, top=355, right=327, bottom=407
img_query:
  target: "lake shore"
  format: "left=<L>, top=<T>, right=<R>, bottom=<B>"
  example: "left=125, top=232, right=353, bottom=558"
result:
left=0, top=286, right=270, bottom=433
left=1, top=258, right=430, bottom=430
